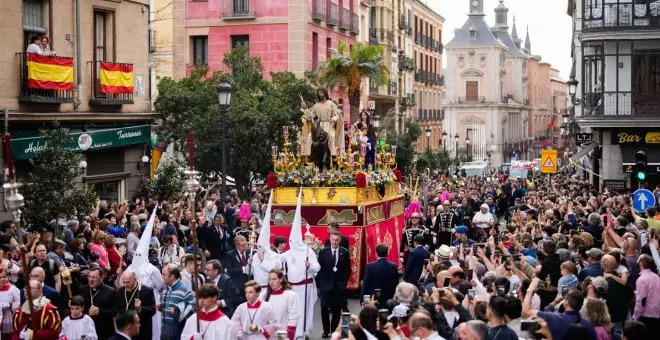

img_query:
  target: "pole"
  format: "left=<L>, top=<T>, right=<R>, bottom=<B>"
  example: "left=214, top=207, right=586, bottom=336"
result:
left=303, top=245, right=309, bottom=336
left=75, top=0, right=82, bottom=108
left=189, top=184, right=200, bottom=332
left=221, top=109, right=227, bottom=196
left=426, top=136, right=430, bottom=152
left=20, top=236, right=38, bottom=331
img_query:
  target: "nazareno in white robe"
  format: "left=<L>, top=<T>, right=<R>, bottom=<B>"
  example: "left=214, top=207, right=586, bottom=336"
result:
left=180, top=307, right=235, bottom=340
left=231, top=300, right=280, bottom=340
left=282, top=246, right=320, bottom=339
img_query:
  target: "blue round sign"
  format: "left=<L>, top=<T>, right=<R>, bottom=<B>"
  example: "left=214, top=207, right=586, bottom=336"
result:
left=633, top=189, right=656, bottom=212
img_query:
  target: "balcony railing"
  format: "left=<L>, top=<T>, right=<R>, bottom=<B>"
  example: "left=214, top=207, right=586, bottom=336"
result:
left=312, top=0, right=326, bottom=21
left=583, top=1, right=660, bottom=31
left=457, top=96, right=486, bottom=103
left=16, top=53, right=73, bottom=104
left=328, top=3, right=338, bottom=26
left=406, top=26, right=413, bottom=36
left=89, top=61, right=134, bottom=105
left=222, top=0, right=256, bottom=19
left=369, top=28, right=394, bottom=46
left=351, top=13, right=359, bottom=35
left=582, top=91, right=660, bottom=117
left=389, top=81, right=397, bottom=96
left=415, top=32, right=421, bottom=44
left=369, top=81, right=379, bottom=94
left=340, top=8, right=351, bottom=30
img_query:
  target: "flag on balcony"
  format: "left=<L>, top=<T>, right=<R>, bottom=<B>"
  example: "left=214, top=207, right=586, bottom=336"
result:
left=547, top=115, right=556, bottom=130
left=100, top=62, right=134, bottom=94
left=26, top=53, right=74, bottom=90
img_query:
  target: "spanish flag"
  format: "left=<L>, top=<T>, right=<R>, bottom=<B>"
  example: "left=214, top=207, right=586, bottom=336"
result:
left=100, top=62, right=134, bottom=94
left=26, top=53, right=74, bottom=90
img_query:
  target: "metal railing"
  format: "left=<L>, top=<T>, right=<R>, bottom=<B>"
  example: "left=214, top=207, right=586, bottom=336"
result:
left=222, top=0, right=256, bottom=19
left=457, top=96, right=486, bottom=103
left=415, top=32, right=421, bottom=44
left=581, top=91, right=660, bottom=117
left=328, top=3, right=338, bottom=26
left=351, top=13, right=359, bottom=35
left=312, top=0, right=326, bottom=20
left=389, top=81, right=397, bottom=96
left=583, top=1, right=660, bottom=31
left=340, top=8, right=351, bottom=30
left=89, top=60, right=134, bottom=105
left=369, top=81, right=379, bottom=94
left=369, top=28, right=394, bottom=46
left=16, top=52, right=74, bottom=104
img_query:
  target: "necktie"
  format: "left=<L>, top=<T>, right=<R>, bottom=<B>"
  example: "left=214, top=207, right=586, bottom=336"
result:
left=332, top=249, right=337, bottom=266
left=217, top=226, right=223, bottom=239
left=240, top=252, right=245, bottom=265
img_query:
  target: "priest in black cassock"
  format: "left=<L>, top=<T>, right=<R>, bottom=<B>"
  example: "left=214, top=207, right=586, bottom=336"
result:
left=80, top=267, right=116, bottom=339
left=114, top=270, right=157, bottom=340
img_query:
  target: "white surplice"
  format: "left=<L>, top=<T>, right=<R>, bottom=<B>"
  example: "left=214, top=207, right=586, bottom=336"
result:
left=60, top=314, right=98, bottom=340
left=180, top=307, right=235, bottom=340
left=231, top=300, right=280, bottom=340
left=283, top=246, right=320, bottom=339
left=262, top=288, right=300, bottom=336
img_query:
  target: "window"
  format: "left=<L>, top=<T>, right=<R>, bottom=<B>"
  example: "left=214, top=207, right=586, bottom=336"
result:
left=192, top=36, right=208, bottom=65
left=312, top=32, right=319, bottom=70
left=23, top=0, right=45, bottom=34
left=231, top=35, right=249, bottom=49
left=94, top=11, right=107, bottom=62
left=466, top=81, right=478, bottom=101
left=326, top=37, right=332, bottom=59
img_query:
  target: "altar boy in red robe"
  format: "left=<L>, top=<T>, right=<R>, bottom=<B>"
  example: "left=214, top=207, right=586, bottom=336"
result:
left=13, top=279, right=61, bottom=340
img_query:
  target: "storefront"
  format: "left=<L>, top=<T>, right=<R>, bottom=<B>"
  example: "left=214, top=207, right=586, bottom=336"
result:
left=604, top=129, right=660, bottom=190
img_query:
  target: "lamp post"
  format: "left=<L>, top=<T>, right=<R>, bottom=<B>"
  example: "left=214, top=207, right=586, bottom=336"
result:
left=567, top=65, right=581, bottom=106
left=217, top=83, right=233, bottom=196
left=454, top=133, right=459, bottom=156
left=3, top=182, right=24, bottom=244
left=425, top=127, right=431, bottom=152
left=466, top=136, right=471, bottom=162
left=442, top=131, right=447, bottom=152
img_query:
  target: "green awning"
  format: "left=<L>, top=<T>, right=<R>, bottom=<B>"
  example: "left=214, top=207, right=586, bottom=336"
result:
left=11, top=125, right=151, bottom=160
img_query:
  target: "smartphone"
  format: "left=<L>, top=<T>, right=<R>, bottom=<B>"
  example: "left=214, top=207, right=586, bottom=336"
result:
left=497, top=285, right=506, bottom=296
left=494, top=250, right=501, bottom=258
left=362, top=295, right=371, bottom=304
left=502, top=254, right=511, bottom=262
left=374, top=289, right=382, bottom=301
left=276, top=330, right=288, bottom=340
left=520, top=320, right=541, bottom=332
left=443, top=277, right=451, bottom=288
left=378, top=309, right=389, bottom=329
left=466, top=269, right=474, bottom=282
left=340, top=312, right=351, bottom=338
left=468, top=289, right=475, bottom=299
left=603, top=215, right=608, bottom=225
left=538, top=281, right=546, bottom=290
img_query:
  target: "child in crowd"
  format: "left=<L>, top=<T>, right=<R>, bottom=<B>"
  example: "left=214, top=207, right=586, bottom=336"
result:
left=60, top=295, right=98, bottom=340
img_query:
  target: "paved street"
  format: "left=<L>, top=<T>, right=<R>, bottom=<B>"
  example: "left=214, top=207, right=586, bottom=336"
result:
left=307, top=297, right=363, bottom=340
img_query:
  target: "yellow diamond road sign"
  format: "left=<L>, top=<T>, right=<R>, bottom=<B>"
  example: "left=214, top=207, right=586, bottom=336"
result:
left=541, top=149, right=558, bottom=174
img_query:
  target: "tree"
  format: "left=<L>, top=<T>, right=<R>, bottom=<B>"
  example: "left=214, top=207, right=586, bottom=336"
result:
left=145, top=158, right=185, bottom=202
left=154, top=46, right=317, bottom=189
left=318, top=41, right=390, bottom=122
left=415, top=150, right=452, bottom=172
left=22, top=127, right=97, bottom=229
left=386, top=122, right=421, bottom=176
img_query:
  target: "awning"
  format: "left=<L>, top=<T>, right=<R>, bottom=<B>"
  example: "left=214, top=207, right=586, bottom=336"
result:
left=11, top=125, right=151, bottom=160
left=569, top=142, right=597, bottom=163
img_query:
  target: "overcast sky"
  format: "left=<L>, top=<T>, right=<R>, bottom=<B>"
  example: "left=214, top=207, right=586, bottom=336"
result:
left=426, top=0, right=573, bottom=79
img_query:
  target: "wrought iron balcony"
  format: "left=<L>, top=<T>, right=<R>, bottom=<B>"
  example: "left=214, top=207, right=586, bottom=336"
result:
left=351, top=13, right=359, bottom=35
left=340, top=8, right=351, bottom=30
left=369, top=81, right=379, bottom=94
left=457, top=96, right=486, bottom=103
left=583, top=1, right=660, bottom=32
left=312, top=0, right=326, bottom=21
left=16, top=52, right=73, bottom=104
left=89, top=60, right=134, bottom=106
left=581, top=91, right=660, bottom=117
left=222, top=0, right=256, bottom=19
left=328, top=3, right=338, bottom=26
left=369, top=28, right=394, bottom=46
left=389, top=81, right=397, bottom=96
left=415, top=32, right=421, bottom=44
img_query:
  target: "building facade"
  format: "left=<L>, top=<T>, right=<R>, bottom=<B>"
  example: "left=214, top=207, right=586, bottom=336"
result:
left=0, top=0, right=157, bottom=217
left=568, top=0, right=660, bottom=190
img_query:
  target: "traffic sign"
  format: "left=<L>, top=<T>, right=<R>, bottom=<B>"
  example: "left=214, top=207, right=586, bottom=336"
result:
left=633, top=189, right=656, bottom=212
left=541, top=149, right=558, bottom=174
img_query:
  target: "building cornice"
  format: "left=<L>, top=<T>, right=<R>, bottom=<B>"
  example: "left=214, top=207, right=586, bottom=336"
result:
left=580, top=30, right=660, bottom=41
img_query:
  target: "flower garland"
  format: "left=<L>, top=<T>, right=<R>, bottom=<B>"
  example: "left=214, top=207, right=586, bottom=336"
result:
left=275, top=169, right=397, bottom=188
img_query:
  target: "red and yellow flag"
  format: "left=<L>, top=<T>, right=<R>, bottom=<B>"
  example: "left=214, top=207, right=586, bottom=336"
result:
left=100, top=62, right=134, bottom=94
left=26, top=53, right=74, bottom=90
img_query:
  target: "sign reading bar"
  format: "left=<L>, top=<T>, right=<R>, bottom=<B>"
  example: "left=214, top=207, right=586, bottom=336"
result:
left=603, top=179, right=626, bottom=192
left=11, top=125, right=151, bottom=160
left=612, top=130, right=660, bottom=144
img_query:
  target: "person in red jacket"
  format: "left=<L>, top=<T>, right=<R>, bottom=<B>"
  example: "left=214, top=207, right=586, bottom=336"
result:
left=13, top=279, right=61, bottom=340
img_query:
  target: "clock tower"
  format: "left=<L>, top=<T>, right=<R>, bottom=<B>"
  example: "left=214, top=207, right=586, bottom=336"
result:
left=469, top=0, right=484, bottom=16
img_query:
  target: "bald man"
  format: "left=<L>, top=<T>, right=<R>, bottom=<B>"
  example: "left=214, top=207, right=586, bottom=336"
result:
left=13, top=279, right=62, bottom=340
left=21, top=267, right=61, bottom=308
left=113, top=270, right=156, bottom=340
left=602, top=254, right=634, bottom=326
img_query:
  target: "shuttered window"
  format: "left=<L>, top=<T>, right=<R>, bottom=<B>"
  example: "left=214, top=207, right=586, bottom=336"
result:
left=466, top=81, right=478, bottom=101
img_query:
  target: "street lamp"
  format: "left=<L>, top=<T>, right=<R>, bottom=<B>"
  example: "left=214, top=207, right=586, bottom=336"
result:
left=466, top=136, right=471, bottom=162
left=425, top=127, right=431, bottom=152
left=217, top=83, right=233, bottom=195
left=3, top=182, right=24, bottom=244
left=567, top=65, right=582, bottom=105
left=442, top=131, right=447, bottom=152
left=454, top=133, right=459, bottom=157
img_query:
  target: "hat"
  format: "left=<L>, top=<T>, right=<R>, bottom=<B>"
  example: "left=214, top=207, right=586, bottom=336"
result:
left=590, top=276, right=608, bottom=294
left=410, top=212, right=421, bottom=219
left=558, top=274, right=579, bottom=290
left=455, top=225, right=468, bottom=234
left=480, top=203, right=489, bottom=210
left=388, top=304, right=410, bottom=320
left=586, top=248, right=605, bottom=259
left=435, top=245, right=453, bottom=259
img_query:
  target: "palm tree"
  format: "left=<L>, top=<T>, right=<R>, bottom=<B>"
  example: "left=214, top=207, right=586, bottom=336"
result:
left=318, top=41, right=390, bottom=123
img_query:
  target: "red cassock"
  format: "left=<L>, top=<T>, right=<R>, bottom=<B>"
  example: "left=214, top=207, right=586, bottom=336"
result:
left=12, top=303, right=62, bottom=340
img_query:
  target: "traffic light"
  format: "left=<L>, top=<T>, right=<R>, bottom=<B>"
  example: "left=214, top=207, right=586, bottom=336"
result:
left=635, top=150, right=647, bottom=181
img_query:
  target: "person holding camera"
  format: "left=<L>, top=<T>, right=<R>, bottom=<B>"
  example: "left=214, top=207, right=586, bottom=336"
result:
left=361, top=244, right=398, bottom=309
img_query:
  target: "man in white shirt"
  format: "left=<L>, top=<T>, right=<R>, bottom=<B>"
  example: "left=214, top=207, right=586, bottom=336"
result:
left=472, top=204, right=494, bottom=241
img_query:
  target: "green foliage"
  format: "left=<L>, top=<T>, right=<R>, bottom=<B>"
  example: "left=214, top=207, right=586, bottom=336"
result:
left=22, top=126, right=97, bottom=229
left=415, top=150, right=452, bottom=173
left=386, top=122, right=421, bottom=176
left=145, top=158, right=185, bottom=201
left=154, top=46, right=317, bottom=188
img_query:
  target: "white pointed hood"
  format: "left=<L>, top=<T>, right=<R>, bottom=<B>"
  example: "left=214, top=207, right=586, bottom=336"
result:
left=289, top=188, right=307, bottom=252
left=127, top=205, right=158, bottom=283
left=257, top=193, right=274, bottom=251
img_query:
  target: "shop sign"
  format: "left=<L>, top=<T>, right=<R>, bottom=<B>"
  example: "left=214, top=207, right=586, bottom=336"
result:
left=612, top=131, right=660, bottom=144
left=11, top=125, right=151, bottom=160
left=603, top=179, right=626, bottom=191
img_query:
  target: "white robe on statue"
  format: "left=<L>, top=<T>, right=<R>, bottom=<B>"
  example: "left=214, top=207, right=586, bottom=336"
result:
left=231, top=300, right=280, bottom=340
left=263, top=288, right=300, bottom=338
left=282, top=246, right=320, bottom=339
left=180, top=307, right=235, bottom=340
left=60, top=314, right=98, bottom=340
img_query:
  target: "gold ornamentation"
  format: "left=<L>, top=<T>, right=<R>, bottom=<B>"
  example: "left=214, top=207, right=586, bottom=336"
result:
left=348, top=229, right=363, bottom=289
left=317, top=209, right=359, bottom=226
left=272, top=209, right=310, bottom=225
left=390, top=200, right=404, bottom=218
left=383, top=230, right=393, bottom=251
left=366, top=205, right=385, bottom=225
left=327, top=188, right=337, bottom=199
left=249, top=324, right=259, bottom=333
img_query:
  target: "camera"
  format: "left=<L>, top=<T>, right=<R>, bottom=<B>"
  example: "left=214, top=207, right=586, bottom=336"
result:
left=520, top=320, right=540, bottom=332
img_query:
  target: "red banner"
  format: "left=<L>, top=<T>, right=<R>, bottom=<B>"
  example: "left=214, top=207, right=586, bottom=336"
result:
left=363, top=214, right=404, bottom=264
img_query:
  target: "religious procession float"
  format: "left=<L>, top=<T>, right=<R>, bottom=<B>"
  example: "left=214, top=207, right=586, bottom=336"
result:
left=265, top=97, right=405, bottom=291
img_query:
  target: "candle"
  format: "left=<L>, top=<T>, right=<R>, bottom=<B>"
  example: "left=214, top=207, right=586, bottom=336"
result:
left=361, top=144, right=367, bottom=156
left=347, top=153, right=354, bottom=165
left=188, top=131, right=195, bottom=169
left=391, top=145, right=397, bottom=157
left=282, top=126, right=289, bottom=138
left=271, top=146, right=278, bottom=157
left=3, top=134, right=14, bottom=180
left=336, top=147, right=341, bottom=155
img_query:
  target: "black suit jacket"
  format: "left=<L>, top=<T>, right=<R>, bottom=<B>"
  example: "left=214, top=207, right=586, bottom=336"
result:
left=113, top=285, right=156, bottom=340
left=361, top=258, right=399, bottom=308
left=199, top=223, right=230, bottom=261
left=316, top=246, right=351, bottom=293
left=107, top=333, right=131, bottom=340
left=209, top=273, right=242, bottom=317
left=402, top=246, right=430, bottom=284
left=226, top=249, right=251, bottom=291
left=80, top=284, right=116, bottom=339
left=324, top=235, right=350, bottom=250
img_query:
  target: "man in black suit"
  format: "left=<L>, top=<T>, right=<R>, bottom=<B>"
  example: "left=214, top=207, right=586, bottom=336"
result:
left=114, top=270, right=156, bottom=340
left=81, top=267, right=117, bottom=339
left=317, top=231, right=351, bottom=338
left=203, top=259, right=243, bottom=317
left=323, top=222, right=350, bottom=249
left=361, top=244, right=398, bottom=309
left=402, top=235, right=430, bottom=285
left=200, top=214, right=231, bottom=265
left=110, top=310, right=141, bottom=340
left=225, top=235, right=252, bottom=294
